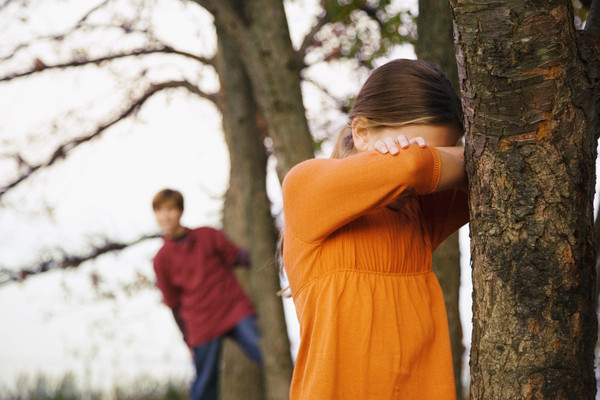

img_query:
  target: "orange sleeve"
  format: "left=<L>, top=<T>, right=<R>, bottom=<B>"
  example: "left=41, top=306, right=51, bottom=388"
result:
left=419, top=189, right=469, bottom=250
left=282, top=145, right=441, bottom=243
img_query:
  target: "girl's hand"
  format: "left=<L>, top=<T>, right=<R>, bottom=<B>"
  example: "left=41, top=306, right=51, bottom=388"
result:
left=374, top=134, right=427, bottom=155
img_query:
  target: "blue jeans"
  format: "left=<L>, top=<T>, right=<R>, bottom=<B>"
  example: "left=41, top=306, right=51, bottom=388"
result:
left=190, top=316, right=263, bottom=400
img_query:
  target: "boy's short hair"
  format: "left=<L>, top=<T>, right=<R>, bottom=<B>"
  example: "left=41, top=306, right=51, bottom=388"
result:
left=152, top=188, right=184, bottom=211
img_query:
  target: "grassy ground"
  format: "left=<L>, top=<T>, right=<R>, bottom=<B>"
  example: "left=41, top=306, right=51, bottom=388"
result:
left=0, top=373, right=188, bottom=400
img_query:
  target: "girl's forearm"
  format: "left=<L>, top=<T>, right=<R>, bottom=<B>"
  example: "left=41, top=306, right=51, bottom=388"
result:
left=435, top=145, right=464, bottom=160
left=434, top=146, right=467, bottom=192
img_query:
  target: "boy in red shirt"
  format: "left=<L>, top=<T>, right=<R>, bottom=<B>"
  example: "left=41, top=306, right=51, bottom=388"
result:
left=152, top=188, right=262, bottom=400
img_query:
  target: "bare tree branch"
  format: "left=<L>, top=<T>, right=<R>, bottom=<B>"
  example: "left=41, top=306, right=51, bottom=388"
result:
left=74, top=0, right=112, bottom=27
left=303, top=76, right=349, bottom=112
left=0, top=0, right=14, bottom=10
left=297, top=12, right=331, bottom=69
left=0, top=233, right=161, bottom=286
left=0, top=80, right=217, bottom=200
left=0, top=45, right=214, bottom=82
left=0, top=0, right=153, bottom=63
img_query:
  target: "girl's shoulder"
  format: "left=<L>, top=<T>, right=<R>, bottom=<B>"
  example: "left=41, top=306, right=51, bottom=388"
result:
left=283, top=157, right=333, bottom=188
left=288, top=157, right=332, bottom=174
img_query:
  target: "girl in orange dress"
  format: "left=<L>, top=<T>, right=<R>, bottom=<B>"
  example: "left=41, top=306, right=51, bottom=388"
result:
left=282, top=59, right=469, bottom=399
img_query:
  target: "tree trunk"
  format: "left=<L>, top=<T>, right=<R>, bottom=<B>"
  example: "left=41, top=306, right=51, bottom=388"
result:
left=216, top=24, right=294, bottom=400
left=416, top=0, right=460, bottom=82
left=197, top=0, right=315, bottom=180
left=450, top=0, right=600, bottom=398
left=432, top=232, right=464, bottom=399
left=218, top=31, right=265, bottom=400
left=221, top=184, right=264, bottom=400
left=416, top=1, right=465, bottom=398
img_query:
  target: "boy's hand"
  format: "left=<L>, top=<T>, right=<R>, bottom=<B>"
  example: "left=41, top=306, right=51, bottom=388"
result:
left=374, top=134, right=427, bottom=155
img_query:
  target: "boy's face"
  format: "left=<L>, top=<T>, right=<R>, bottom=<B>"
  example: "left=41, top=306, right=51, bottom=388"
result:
left=154, top=201, right=183, bottom=237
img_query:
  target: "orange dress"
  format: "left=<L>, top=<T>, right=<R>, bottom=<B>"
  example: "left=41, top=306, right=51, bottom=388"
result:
left=282, top=145, right=469, bottom=400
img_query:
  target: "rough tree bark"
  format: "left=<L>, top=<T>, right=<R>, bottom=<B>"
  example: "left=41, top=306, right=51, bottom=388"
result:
left=416, top=1, right=465, bottom=398
left=450, top=0, right=600, bottom=398
left=217, top=24, right=294, bottom=400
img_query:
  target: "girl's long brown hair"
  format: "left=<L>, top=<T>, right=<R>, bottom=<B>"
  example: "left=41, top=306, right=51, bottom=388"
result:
left=331, top=59, right=463, bottom=159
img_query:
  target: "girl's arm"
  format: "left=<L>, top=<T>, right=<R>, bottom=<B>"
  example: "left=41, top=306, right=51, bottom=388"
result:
left=433, top=146, right=466, bottom=192
left=375, top=135, right=466, bottom=192
left=282, top=145, right=441, bottom=243
left=375, top=140, right=468, bottom=249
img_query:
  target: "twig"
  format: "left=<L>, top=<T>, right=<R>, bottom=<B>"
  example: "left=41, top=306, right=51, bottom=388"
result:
left=0, top=233, right=161, bottom=285
left=0, top=80, right=216, bottom=200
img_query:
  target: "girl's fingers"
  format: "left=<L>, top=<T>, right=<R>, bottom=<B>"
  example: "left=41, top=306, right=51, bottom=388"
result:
left=375, top=135, right=427, bottom=155
left=397, top=135, right=409, bottom=149
left=384, top=137, right=399, bottom=155
left=409, top=136, right=427, bottom=148
left=374, top=140, right=388, bottom=154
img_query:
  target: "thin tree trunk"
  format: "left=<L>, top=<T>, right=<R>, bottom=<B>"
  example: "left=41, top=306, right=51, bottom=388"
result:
left=218, top=30, right=266, bottom=400
left=416, top=1, right=465, bottom=398
left=450, top=0, right=600, bottom=398
left=221, top=191, right=265, bottom=400
left=431, top=232, right=464, bottom=399
left=197, top=0, right=315, bottom=180
left=217, top=24, right=294, bottom=400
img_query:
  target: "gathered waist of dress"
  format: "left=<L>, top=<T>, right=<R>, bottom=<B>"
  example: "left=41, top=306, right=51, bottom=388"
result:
left=294, top=267, right=433, bottom=297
